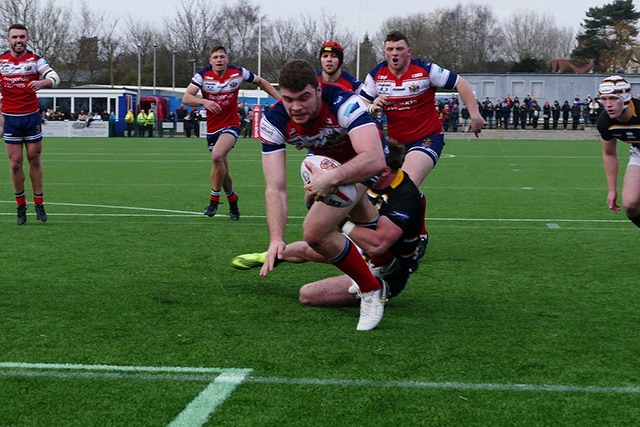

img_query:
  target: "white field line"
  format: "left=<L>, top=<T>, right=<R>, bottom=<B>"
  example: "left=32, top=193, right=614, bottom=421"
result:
left=0, top=362, right=252, bottom=427
left=0, top=200, right=630, bottom=223
left=0, top=362, right=638, bottom=396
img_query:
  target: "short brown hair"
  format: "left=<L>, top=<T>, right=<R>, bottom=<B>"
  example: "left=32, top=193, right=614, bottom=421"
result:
left=210, top=45, right=227, bottom=55
left=385, top=139, right=405, bottom=171
left=8, top=23, right=27, bottom=36
left=278, top=60, right=318, bottom=92
left=385, top=30, right=409, bottom=46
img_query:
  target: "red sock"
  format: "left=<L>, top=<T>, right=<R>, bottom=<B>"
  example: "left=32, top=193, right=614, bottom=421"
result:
left=209, top=189, right=220, bottom=203
left=331, top=237, right=380, bottom=292
left=226, top=191, right=238, bottom=203
left=33, top=193, right=44, bottom=205
left=15, top=192, right=26, bottom=206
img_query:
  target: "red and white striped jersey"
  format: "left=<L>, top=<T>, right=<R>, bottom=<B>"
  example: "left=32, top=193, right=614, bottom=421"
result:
left=189, top=64, right=256, bottom=134
left=0, top=49, right=52, bottom=115
left=360, top=59, right=459, bottom=143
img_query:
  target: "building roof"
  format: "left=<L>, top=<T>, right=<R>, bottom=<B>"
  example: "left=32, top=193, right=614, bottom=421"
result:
left=550, top=58, right=595, bottom=74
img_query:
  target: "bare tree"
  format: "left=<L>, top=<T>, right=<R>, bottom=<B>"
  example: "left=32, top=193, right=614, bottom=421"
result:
left=501, top=10, right=569, bottom=64
left=163, top=0, right=222, bottom=71
left=261, top=17, right=305, bottom=81
left=219, top=0, right=261, bottom=70
left=0, top=0, right=73, bottom=69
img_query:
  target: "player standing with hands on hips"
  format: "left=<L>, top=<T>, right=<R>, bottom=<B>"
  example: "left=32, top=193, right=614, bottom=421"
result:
left=183, top=45, right=279, bottom=220
left=1, top=23, right=59, bottom=225
left=259, top=59, right=389, bottom=331
left=360, top=30, right=485, bottom=256
left=597, top=75, right=640, bottom=228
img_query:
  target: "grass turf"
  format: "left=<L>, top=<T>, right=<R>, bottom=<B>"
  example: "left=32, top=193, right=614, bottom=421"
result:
left=0, top=137, right=639, bottom=426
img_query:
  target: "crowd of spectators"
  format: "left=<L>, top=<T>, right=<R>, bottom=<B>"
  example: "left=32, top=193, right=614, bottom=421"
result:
left=477, top=94, right=603, bottom=130
left=440, top=94, right=608, bottom=132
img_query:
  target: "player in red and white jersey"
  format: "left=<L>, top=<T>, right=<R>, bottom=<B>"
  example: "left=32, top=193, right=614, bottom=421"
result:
left=259, top=60, right=389, bottom=331
left=1, top=23, right=59, bottom=225
left=316, top=41, right=362, bottom=93
left=360, top=30, right=485, bottom=256
left=183, top=45, right=279, bottom=220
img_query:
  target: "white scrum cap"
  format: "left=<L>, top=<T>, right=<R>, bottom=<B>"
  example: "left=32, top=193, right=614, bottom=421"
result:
left=598, top=75, right=632, bottom=104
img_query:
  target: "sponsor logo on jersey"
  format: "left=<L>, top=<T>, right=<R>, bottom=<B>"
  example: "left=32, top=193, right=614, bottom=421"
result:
left=344, top=102, right=359, bottom=117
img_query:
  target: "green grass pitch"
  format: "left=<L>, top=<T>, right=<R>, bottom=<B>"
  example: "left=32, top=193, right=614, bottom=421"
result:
left=0, top=136, right=639, bottom=426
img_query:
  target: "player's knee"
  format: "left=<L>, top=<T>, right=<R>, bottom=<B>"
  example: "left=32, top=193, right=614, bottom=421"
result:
left=624, top=204, right=640, bottom=218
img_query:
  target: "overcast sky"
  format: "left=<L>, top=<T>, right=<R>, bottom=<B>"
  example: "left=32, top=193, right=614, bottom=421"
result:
left=85, top=0, right=610, bottom=37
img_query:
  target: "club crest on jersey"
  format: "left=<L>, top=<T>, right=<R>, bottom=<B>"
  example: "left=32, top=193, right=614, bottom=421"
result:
left=230, top=82, right=238, bottom=88
left=409, top=83, right=419, bottom=93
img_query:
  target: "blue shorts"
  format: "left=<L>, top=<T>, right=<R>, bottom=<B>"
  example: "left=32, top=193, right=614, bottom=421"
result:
left=3, top=111, right=43, bottom=144
left=402, top=133, right=445, bottom=166
left=207, top=127, right=240, bottom=151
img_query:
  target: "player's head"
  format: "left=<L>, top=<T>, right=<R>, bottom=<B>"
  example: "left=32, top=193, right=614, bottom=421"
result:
left=7, top=23, right=28, bottom=55
left=598, top=75, right=632, bottom=117
left=383, top=30, right=411, bottom=73
left=278, top=60, right=322, bottom=125
left=385, top=139, right=405, bottom=171
left=319, top=41, right=344, bottom=75
left=209, top=45, right=229, bottom=72
left=373, top=139, right=405, bottom=189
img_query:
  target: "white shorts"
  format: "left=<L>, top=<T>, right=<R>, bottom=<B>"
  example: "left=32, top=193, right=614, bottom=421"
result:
left=629, top=145, right=640, bottom=167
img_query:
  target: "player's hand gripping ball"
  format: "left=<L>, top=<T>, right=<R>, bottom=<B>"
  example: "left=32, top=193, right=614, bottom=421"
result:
left=300, top=155, right=357, bottom=208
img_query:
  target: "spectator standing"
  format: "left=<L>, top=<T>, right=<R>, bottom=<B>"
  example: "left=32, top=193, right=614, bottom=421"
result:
left=461, top=105, right=469, bottom=128
left=176, top=103, right=187, bottom=122
left=519, top=102, right=527, bottom=129
left=449, top=103, right=459, bottom=132
left=108, top=110, right=116, bottom=137
left=583, top=95, right=592, bottom=127
left=501, top=97, right=512, bottom=129
left=551, top=100, right=560, bottom=130
left=183, top=111, right=193, bottom=138
left=589, top=97, right=600, bottom=125
left=542, top=101, right=551, bottom=130
left=494, top=100, right=503, bottom=128
left=512, top=96, right=521, bottom=129
left=242, top=107, right=252, bottom=138
left=571, top=100, right=581, bottom=130
left=136, top=109, right=147, bottom=137
left=125, top=109, right=134, bottom=137
left=561, top=100, right=571, bottom=129
left=1, top=23, right=60, bottom=225
left=191, top=108, right=201, bottom=138
left=146, top=108, right=155, bottom=137
left=530, top=100, right=540, bottom=129
left=182, top=45, right=279, bottom=220
left=166, top=110, right=176, bottom=138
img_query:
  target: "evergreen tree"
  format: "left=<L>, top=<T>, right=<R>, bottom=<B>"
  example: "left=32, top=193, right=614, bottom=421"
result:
left=571, top=0, right=640, bottom=73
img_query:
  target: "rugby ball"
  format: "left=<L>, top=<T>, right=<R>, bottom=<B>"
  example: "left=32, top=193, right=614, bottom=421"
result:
left=300, top=155, right=357, bottom=208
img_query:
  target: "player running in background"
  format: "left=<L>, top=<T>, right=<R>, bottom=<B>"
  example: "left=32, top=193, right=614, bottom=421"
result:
left=360, top=30, right=485, bottom=256
left=1, top=23, right=60, bottom=225
left=232, top=140, right=422, bottom=307
left=259, top=59, right=388, bottom=331
left=317, top=41, right=362, bottom=93
left=183, top=45, right=279, bottom=220
left=597, top=75, right=640, bottom=229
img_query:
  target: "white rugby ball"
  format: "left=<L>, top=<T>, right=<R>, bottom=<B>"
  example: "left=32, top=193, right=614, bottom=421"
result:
left=300, top=155, right=357, bottom=208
